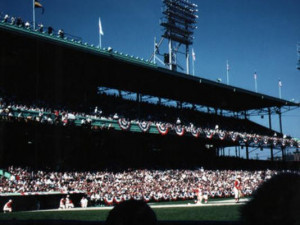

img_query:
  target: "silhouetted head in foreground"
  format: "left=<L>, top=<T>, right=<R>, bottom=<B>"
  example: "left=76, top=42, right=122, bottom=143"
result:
left=240, top=172, right=300, bottom=225
left=106, top=200, right=157, bottom=225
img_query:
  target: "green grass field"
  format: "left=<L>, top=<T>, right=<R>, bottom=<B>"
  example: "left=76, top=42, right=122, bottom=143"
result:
left=0, top=205, right=242, bottom=222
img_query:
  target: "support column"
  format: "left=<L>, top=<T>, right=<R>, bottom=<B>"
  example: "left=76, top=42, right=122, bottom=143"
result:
left=281, top=146, right=285, bottom=161
left=168, top=39, right=172, bottom=70
left=278, top=108, right=283, bottom=135
left=270, top=146, right=274, bottom=161
left=186, top=45, right=189, bottom=75
left=268, top=108, right=274, bottom=161
left=246, top=145, right=249, bottom=160
left=244, top=111, right=247, bottom=119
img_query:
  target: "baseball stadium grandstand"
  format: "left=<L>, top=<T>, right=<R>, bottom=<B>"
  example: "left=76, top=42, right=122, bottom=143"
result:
left=0, top=5, right=300, bottom=225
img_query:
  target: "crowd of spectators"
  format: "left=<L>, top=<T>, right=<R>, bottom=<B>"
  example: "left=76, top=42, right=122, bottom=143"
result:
left=1, top=13, right=79, bottom=42
left=0, top=166, right=286, bottom=206
left=0, top=93, right=298, bottom=148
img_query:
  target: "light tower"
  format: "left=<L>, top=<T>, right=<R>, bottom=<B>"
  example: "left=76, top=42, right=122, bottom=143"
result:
left=160, top=0, right=198, bottom=73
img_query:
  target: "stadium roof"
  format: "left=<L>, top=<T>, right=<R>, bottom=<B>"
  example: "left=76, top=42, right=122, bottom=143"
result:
left=1, top=21, right=299, bottom=113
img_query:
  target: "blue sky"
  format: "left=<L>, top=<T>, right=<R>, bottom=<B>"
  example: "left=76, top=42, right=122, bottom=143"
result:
left=1, top=0, right=300, bottom=159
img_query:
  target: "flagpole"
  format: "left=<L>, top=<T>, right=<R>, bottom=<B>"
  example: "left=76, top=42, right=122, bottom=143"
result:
left=191, top=48, right=195, bottom=76
left=32, top=0, right=36, bottom=30
left=226, top=60, right=229, bottom=85
left=279, top=85, right=281, bottom=99
left=154, top=37, right=156, bottom=64
left=254, top=72, right=258, bottom=93
left=99, top=32, right=101, bottom=49
left=192, top=55, right=195, bottom=76
left=278, top=80, right=282, bottom=99
left=255, top=77, right=257, bottom=93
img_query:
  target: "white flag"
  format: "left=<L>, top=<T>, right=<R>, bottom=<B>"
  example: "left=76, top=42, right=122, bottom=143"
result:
left=192, top=48, right=196, bottom=61
left=99, top=17, right=104, bottom=36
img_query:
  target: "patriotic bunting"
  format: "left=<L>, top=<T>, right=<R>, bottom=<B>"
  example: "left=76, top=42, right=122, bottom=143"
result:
left=273, top=138, right=277, bottom=146
left=156, top=123, right=169, bottom=135
left=138, top=121, right=151, bottom=132
left=118, top=118, right=131, bottom=130
left=175, top=125, right=185, bottom=136
left=104, top=197, right=114, bottom=205
left=218, top=131, right=226, bottom=140
left=253, top=136, right=259, bottom=144
left=114, top=196, right=123, bottom=204
left=205, top=130, right=214, bottom=139
left=263, top=137, right=268, bottom=145
left=191, top=127, right=199, bottom=138
left=231, top=133, right=238, bottom=142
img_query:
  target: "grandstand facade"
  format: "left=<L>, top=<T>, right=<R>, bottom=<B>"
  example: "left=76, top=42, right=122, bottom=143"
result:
left=0, top=18, right=299, bottom=171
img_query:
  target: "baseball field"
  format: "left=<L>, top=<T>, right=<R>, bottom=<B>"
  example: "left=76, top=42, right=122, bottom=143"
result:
left=0, top=198, right=246, bottom=222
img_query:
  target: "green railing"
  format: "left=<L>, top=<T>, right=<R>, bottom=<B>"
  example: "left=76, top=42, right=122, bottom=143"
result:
left=1, top=106, right=299, bottom=147
left=0, top=106, right=160, bottom=135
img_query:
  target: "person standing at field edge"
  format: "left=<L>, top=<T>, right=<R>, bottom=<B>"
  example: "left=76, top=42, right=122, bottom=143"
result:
left=58, top=197, right=66, bottom=209
left=80, top=196, right=88, bottom=208
left=233, top=175, right=242, bottom=203
left=66, top=195, right=74, bottom=208
left=3, top=199, right=13, bottom=213
left=194, top=185, right=203, bottom=204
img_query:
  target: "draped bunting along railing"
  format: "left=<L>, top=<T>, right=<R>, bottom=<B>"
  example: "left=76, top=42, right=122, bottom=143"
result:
left=156, top=123, right=169, bottom=135
left=138, top=121, right=151, bottom=132
left=174, top=125, right=185, bottom=136
left=118, top=118, right=131, bottom=130
left=0, top=105, right=299, bottom=148
left=191, top=127, right=200, bottom=138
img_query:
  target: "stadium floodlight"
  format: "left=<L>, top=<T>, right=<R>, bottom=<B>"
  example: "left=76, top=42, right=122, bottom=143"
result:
left=160, top=0, right=198, bottom=72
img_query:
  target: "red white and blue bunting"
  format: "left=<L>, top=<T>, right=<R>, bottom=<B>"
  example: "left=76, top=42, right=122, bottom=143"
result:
left=153, top=194, right=160, bottom=202
left=281, top=139, right=286, bottom=147
left=138, top=121, right=151, bottom=132
left=175, top=125, right=185, bottom=136
left=231, top=133, right=238, bottom=142
left=114, top=196, right=123, bottom=204
left=123, top=195, right=131, bottom=201
left=156, top=123, right=169, bottom=135
left=104, top=197, right=114, bottom=205
left=218, top=131, right=226, bottom=140
left=205, top=130, right=214, bottom=139
left=143, top=195, right=151, bottom=202
left=191, top=127, right=199, bottom=138
left=253, top=136, right=259, bottom=144
left=118, top=118, right=131, bottom=130
left=263, top=137, right=268, bottom=145
left=243, top=135, right=248, bottom=143
left=171, top=194, right=177, bottom=201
